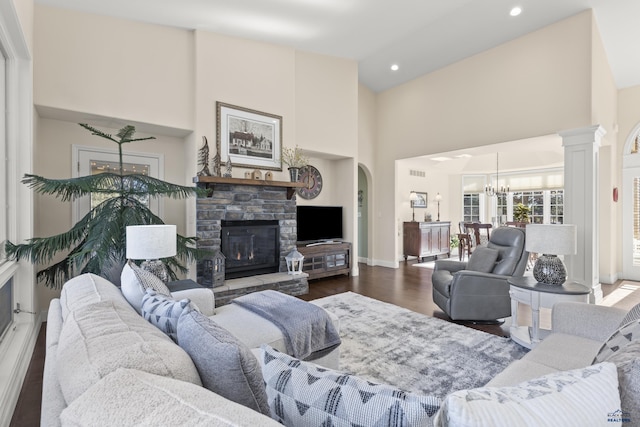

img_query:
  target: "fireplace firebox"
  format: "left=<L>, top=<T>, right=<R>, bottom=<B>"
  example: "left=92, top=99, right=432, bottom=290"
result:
left=221, top=220, right=280, bottom=279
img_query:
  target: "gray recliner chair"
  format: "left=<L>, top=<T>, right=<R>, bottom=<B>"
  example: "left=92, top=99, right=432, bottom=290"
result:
left=432, top=226, right=528, bottom=322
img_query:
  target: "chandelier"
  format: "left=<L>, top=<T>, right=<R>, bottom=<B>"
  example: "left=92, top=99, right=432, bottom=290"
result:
left=485, top=152, right=509, bottom=197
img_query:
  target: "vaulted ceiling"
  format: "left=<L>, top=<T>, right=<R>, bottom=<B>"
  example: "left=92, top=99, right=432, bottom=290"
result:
left=36, top=0, right=640, bottom=92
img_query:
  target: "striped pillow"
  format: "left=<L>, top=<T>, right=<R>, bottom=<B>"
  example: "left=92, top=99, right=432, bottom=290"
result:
left=435, top=363, right=620, bottom=427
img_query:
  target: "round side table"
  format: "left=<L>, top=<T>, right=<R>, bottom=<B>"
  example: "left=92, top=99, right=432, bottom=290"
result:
left=508, top=276, right=590, bottom=349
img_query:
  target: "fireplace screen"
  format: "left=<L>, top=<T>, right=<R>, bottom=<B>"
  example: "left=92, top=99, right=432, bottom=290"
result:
left=221, top=220, right=280, bottom=279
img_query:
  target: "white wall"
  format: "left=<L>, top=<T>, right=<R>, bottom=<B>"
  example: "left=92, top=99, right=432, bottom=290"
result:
left=34, top=5, right=194, bottom=131
left=373, top=11, right=605, bottom=268
left=31, top=5, right=361, bottom=305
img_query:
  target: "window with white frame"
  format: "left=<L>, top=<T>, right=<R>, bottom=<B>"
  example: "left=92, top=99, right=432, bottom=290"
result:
left=549, top=190, right=564, bottom=224
left=73, top=146, right=162, bottom=223
left=463, top=193, right=481, bottom=222
left=491, top=189, right=564, bottom=224
left=0, top=49, right=6, bottom=265
left=512, top=191, right=544, bottom=224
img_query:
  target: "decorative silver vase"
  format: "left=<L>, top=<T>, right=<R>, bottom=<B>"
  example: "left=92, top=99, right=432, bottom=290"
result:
left=532, top=254, right=566, bottom=285
left=288, top=167, right=300, bottom=182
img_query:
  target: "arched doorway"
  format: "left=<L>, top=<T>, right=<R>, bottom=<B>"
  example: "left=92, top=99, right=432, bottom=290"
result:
left=358, top=165, right=372, bottom=264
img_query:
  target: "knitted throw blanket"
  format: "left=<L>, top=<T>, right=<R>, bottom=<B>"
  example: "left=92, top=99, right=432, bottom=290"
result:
left=232, top=290, right=341, bottom=360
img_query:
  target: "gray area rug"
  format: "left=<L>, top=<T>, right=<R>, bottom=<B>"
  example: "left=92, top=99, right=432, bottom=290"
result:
left=313, top=291, right=528, bottom=398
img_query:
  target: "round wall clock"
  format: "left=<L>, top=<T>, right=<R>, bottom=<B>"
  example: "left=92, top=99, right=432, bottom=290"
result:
left=297, top=165, right=323, bottom=199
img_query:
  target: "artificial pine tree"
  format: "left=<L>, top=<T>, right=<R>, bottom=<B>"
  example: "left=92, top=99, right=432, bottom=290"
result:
left=5, top=123, right=206, bottom=288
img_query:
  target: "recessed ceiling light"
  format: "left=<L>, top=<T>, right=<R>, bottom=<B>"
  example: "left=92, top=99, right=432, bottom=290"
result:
left=510, top=7, right=522, bottom=16
left=390, top=64, right=399, bottom=71
left=431, top=156, right=452, bottom=162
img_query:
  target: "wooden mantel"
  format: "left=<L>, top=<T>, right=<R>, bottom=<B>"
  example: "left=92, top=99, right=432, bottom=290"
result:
left=193, top=176, right=305, bottom=199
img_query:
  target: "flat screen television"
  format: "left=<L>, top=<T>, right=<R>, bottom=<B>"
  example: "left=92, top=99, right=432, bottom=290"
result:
left=296, top=205, right=343, bottom=243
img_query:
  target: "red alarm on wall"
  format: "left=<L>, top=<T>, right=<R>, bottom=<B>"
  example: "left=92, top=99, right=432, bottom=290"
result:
left=613, top=187, right=618, bottom=202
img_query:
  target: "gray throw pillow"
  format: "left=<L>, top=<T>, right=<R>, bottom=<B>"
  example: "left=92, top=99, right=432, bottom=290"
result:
left=177, top=310, right=270, bottom=415
left=141, top=289, right=192, bottom=342
left=466, top=246, right=500, bottom=273
left=260, top=344, right=441, bottom=427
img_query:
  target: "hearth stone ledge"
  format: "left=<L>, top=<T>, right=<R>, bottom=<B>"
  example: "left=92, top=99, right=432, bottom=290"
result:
left=212, top=272, right=309, bottom=307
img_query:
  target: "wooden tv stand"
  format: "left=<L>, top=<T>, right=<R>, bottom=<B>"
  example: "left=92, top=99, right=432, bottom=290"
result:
left=296, top=241, right=351, bottom=280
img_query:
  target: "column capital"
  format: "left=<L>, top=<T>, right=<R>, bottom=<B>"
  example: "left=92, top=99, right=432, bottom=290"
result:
left=560, top=125, right=606, bottom=147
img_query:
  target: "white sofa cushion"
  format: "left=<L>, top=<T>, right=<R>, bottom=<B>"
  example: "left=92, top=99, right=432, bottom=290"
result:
left=56, top=299, right=201, bottom=405
left=59, top=273, right=127, bottom=321
left=435, top=362, right=621, bottom=427
left=260, top=345, right=441, bottom=427
left=522, top=333, right=603, bottom=370
left=60, top=368, right=281, bottom=426
left=177, top=310, right=270, bottom=415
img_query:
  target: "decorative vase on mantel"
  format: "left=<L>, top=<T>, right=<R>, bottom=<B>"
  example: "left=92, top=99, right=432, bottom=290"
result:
left=288, top=167, right=301, bottom=182
left=282, top=145, right=308, bottom=182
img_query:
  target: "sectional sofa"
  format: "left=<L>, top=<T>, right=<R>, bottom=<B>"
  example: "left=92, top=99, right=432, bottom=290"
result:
left=42, top=272, right=638, bottom=426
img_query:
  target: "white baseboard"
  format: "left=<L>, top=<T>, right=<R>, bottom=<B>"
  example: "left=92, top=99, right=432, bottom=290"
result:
left=599, top=272, right=619, bottom=285
left=0, top=315, right=41, bottom=427
left=370, top=259, right=399, bottom=269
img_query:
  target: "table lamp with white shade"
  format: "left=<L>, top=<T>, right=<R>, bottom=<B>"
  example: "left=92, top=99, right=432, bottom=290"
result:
left=525, top=224, right=577, bottom=285
left=435, top=193, right=442, bottom=221
left=126, top=224, right=177, bottom=283
left=410, top=191, right=418, bottom=222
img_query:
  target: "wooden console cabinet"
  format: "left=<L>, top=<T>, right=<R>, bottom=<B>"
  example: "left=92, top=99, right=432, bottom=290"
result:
left=403, top=221, right=451, bottom=262
left=297, top=242, right=351, bottom=280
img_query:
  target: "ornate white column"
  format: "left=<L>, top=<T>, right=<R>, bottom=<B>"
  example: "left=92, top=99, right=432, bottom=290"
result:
left=559, top=125, right=605, bottom=303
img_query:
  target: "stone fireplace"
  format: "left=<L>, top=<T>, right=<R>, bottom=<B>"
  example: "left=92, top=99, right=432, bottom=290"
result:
left=195, top=178, right=306, bottom=303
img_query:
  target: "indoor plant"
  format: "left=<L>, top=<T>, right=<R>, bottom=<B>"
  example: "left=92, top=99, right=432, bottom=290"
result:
left=281, top=145, right=308, bottom=181
left=5, top=124, right=206, bottom=288
left=513, top=203, right=531, bottom=223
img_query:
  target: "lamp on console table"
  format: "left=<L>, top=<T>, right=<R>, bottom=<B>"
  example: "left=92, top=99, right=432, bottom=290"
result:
left=126, top=224, right=177, bottom=283
left=525, top=224, right=577, bottom=285
left=409, top=191, right=418, bottom=222
left=435, top=193, right=442, bottom=221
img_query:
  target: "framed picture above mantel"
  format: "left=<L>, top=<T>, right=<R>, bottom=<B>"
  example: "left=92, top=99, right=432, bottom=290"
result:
left=216, top=102, right=283, bottom=171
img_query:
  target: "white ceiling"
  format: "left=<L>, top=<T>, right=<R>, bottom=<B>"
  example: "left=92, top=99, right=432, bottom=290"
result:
left=402, top=134, right=564, bottom=175
left=35, top=0, right=640, bottom=93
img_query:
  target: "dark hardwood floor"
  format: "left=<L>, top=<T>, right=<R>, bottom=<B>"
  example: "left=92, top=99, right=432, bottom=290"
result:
left=10, top=261, right=635, bottom=426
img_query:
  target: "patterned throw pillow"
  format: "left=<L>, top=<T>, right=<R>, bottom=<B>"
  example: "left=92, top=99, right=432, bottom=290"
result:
left=593, top=319, right=640, bottom=363
left=177, top=311, right=270, bottom=415
left=260, top=345, right=441, bottom=427
left=121, top=261, right=171, bottom=313
left=620, top=302, right=640, bottom=327
left=141, top=289, right=192, bottom=342
left=603, top=341, right=640, bottom=425
left=435, top=363, right=621, bottom=427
